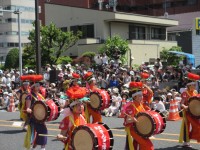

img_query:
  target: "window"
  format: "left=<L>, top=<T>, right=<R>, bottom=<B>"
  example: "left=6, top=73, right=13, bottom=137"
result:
left=70, top=24, right=94, bottom=38
left=82, top=24, right=94, bottom=38
left=5, top=18, right=16, bottom=23
left=60, top=27, right=68, bottom=32
left=151, top=27, right=166, bottom=40
left=5, top=31, right=18, bottom=35
left=196, top=30, right=200, bottom=35
left=187, top=0, right=197, bottom=5
left=129, top=25, right=146, bottom=40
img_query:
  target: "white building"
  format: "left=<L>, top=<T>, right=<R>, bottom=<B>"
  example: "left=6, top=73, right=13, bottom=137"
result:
left=0, top=0, right=35, bottom=63
left=43, top=4, right=178, bottom=65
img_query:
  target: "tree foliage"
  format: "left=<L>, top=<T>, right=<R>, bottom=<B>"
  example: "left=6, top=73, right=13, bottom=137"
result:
left=160, top=46, right=184, bottom=66
left=23, top=22, right=82, bottom=66
left=82, top=51, right=96, bottom=59
left=4, top=48, right=19, bottom=69
left=99, top=35, right=130, bottom=63
left=56, top=56, right=72, bottom=65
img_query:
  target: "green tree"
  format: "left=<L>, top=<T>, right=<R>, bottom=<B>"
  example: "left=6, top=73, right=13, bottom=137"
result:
left=23, top=22, right=82, bottom=66
left=82, top=51, right=96, bottom=59
left=99, top=35, right=130, bottom=64
left=160, top=46, right=184, bottom=66
left=56, top=56, right=72, bottom=65
left=4, top=48, right=19, bottom=69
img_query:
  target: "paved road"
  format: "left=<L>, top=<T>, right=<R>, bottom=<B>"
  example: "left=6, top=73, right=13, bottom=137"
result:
left=0, top=111, right=199, bottom=150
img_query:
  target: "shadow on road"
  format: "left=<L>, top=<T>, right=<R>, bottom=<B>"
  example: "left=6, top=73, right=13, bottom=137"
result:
left=156, top=145, right=199, bottom=150
left=0, top=129, right=24, bottom=134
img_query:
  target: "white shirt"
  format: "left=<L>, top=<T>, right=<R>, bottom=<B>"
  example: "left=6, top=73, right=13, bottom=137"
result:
left=154, top=101, right=166, bottom=112
left=102, top=56, right=108, bottom=64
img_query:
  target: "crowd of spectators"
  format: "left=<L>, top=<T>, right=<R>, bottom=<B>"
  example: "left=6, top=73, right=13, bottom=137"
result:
left=0, top=54, right=198, bottom=117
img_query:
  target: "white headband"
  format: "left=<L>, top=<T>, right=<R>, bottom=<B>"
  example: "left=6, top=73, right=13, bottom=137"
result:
left=69, top=100, right=81, bottom=108
left=132, top=91, right=142, bottom=97
left=187, top=82, right=196, bottom=86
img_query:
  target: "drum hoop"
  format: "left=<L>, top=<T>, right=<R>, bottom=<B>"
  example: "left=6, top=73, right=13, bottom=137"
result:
left=52, top=99, right=61, bottom=118
left=188, top=97, right=200, bottom=119
left=134, top=112, right=156, bottom=138
left=32, top=101, right=48, bottom=123
left=97, top=122, right=114, bottom=139
left=71, top=125, right=98, bottom=149
left=90, top=92, right=102, bottom=110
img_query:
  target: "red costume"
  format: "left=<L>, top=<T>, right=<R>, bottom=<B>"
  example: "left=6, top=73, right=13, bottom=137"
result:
left=124, top=82, right=154, bottom=150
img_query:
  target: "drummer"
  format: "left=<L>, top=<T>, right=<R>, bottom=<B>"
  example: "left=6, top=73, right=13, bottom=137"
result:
left=140, top=72, right=154, bottom=108
left=83, top=72, right=102, bottom=123
left=24, top=80, right=47, bottom=150
left=179, top=72, right=200, bottom=147
left=16, top=80, right=30, bottom=131
left=57, top=86, right=87, bottom=150
left=124, top=81, right=154, bottom=150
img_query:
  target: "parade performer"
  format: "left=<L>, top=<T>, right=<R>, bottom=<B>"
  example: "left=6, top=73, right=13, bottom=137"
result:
left=69, top=73, right=81, bottom=88
left=83, top=72, right=102, bottom=123
left=179, top=72, right=200, bottom=147
left=23, top=75, right=47, bottom=150
left=16, top=76, right=31, bottom=131
left=140, top=72, right=153, bottom=108
left=57, top=86, right=87, bottom=150
left=124, top=82, right=154, bottom=150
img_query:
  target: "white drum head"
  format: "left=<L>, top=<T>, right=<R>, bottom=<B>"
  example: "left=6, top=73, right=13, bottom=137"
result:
left=189, top=99, right=200, bottom=117
left=90, top=93, right=101, bottom=109
left=73, top=129, right=93, bottom=150
left=135, top=115, right=152, bottom=135
left=33, top=103, right=46, bottom=121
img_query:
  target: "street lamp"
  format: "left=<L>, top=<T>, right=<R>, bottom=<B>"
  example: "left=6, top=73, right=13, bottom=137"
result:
left=0, top=8, right=23, bottom=76
left=14, top=9, right=22, bottom=76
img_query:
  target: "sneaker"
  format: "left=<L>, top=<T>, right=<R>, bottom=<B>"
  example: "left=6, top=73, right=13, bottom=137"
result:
left=182, top=142, right=192, bottom=147
left=105, top=112, right=109, bottom=117
left=109, top=113, right=113, bottom=117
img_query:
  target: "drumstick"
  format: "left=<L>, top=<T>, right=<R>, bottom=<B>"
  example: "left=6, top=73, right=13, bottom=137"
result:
left=124, top=113, right=139, bottom=123
left=38, top=134, right=67, bottom=139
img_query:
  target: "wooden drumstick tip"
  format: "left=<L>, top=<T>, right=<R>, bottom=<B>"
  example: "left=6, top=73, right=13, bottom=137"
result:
left=38, top=134, right=67, bottom=139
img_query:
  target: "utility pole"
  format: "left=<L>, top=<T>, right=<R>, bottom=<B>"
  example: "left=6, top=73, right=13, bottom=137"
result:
left=14, top=10, right=22, bottom=76
left=35, top=0, right=41, bottom=74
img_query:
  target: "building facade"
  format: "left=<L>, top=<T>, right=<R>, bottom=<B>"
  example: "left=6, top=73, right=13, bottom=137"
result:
left=0, top=0, right=35, bottom=63
left=44, top=4, right=178, bottom=65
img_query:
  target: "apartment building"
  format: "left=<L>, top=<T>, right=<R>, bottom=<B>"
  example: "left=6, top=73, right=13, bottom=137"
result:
left=0, top=0, right=35, bottom=62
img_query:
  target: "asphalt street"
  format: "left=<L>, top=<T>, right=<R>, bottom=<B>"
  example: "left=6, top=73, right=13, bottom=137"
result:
left=0, top=110, right=199, bottom=150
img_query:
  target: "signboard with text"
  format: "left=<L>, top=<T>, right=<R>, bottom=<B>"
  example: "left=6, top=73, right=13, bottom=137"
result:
left=196, top=18, right=200, bottom=30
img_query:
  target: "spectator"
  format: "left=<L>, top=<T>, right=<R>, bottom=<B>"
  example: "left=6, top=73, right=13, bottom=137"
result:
left=105, top=88, right=122, bottom=117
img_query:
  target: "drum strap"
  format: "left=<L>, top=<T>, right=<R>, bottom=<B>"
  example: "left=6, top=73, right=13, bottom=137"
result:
left=125, top=127, right=134, bottom=150
left=132, top=103, right=145, bottom=114
left=31, top=93, right=45, bottom=101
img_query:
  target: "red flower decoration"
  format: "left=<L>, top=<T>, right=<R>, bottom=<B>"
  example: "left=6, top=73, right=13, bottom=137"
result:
left=187, top=72, right=200, bottom=81
left=129, top=82, right=143, bottom=89
left=20, top=75, right=30, bottom=81
left=83, top=72, right=93, bottom=81
left=72, top=73, right=80, bottom=79
left=66, top=86, right=87, bottom=99
left=29, top=75, right=43, bottom=82
left=140, top=72, right=150, bottom=79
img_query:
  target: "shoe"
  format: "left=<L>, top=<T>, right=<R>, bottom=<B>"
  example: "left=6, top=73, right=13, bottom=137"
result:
left=105, top=112, right=109, bottom=117
left=109, top=113, right=113, bottom=117
left=182, top=142, right=192, bottom=147
left=22, top=125, right=27, bottom=131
